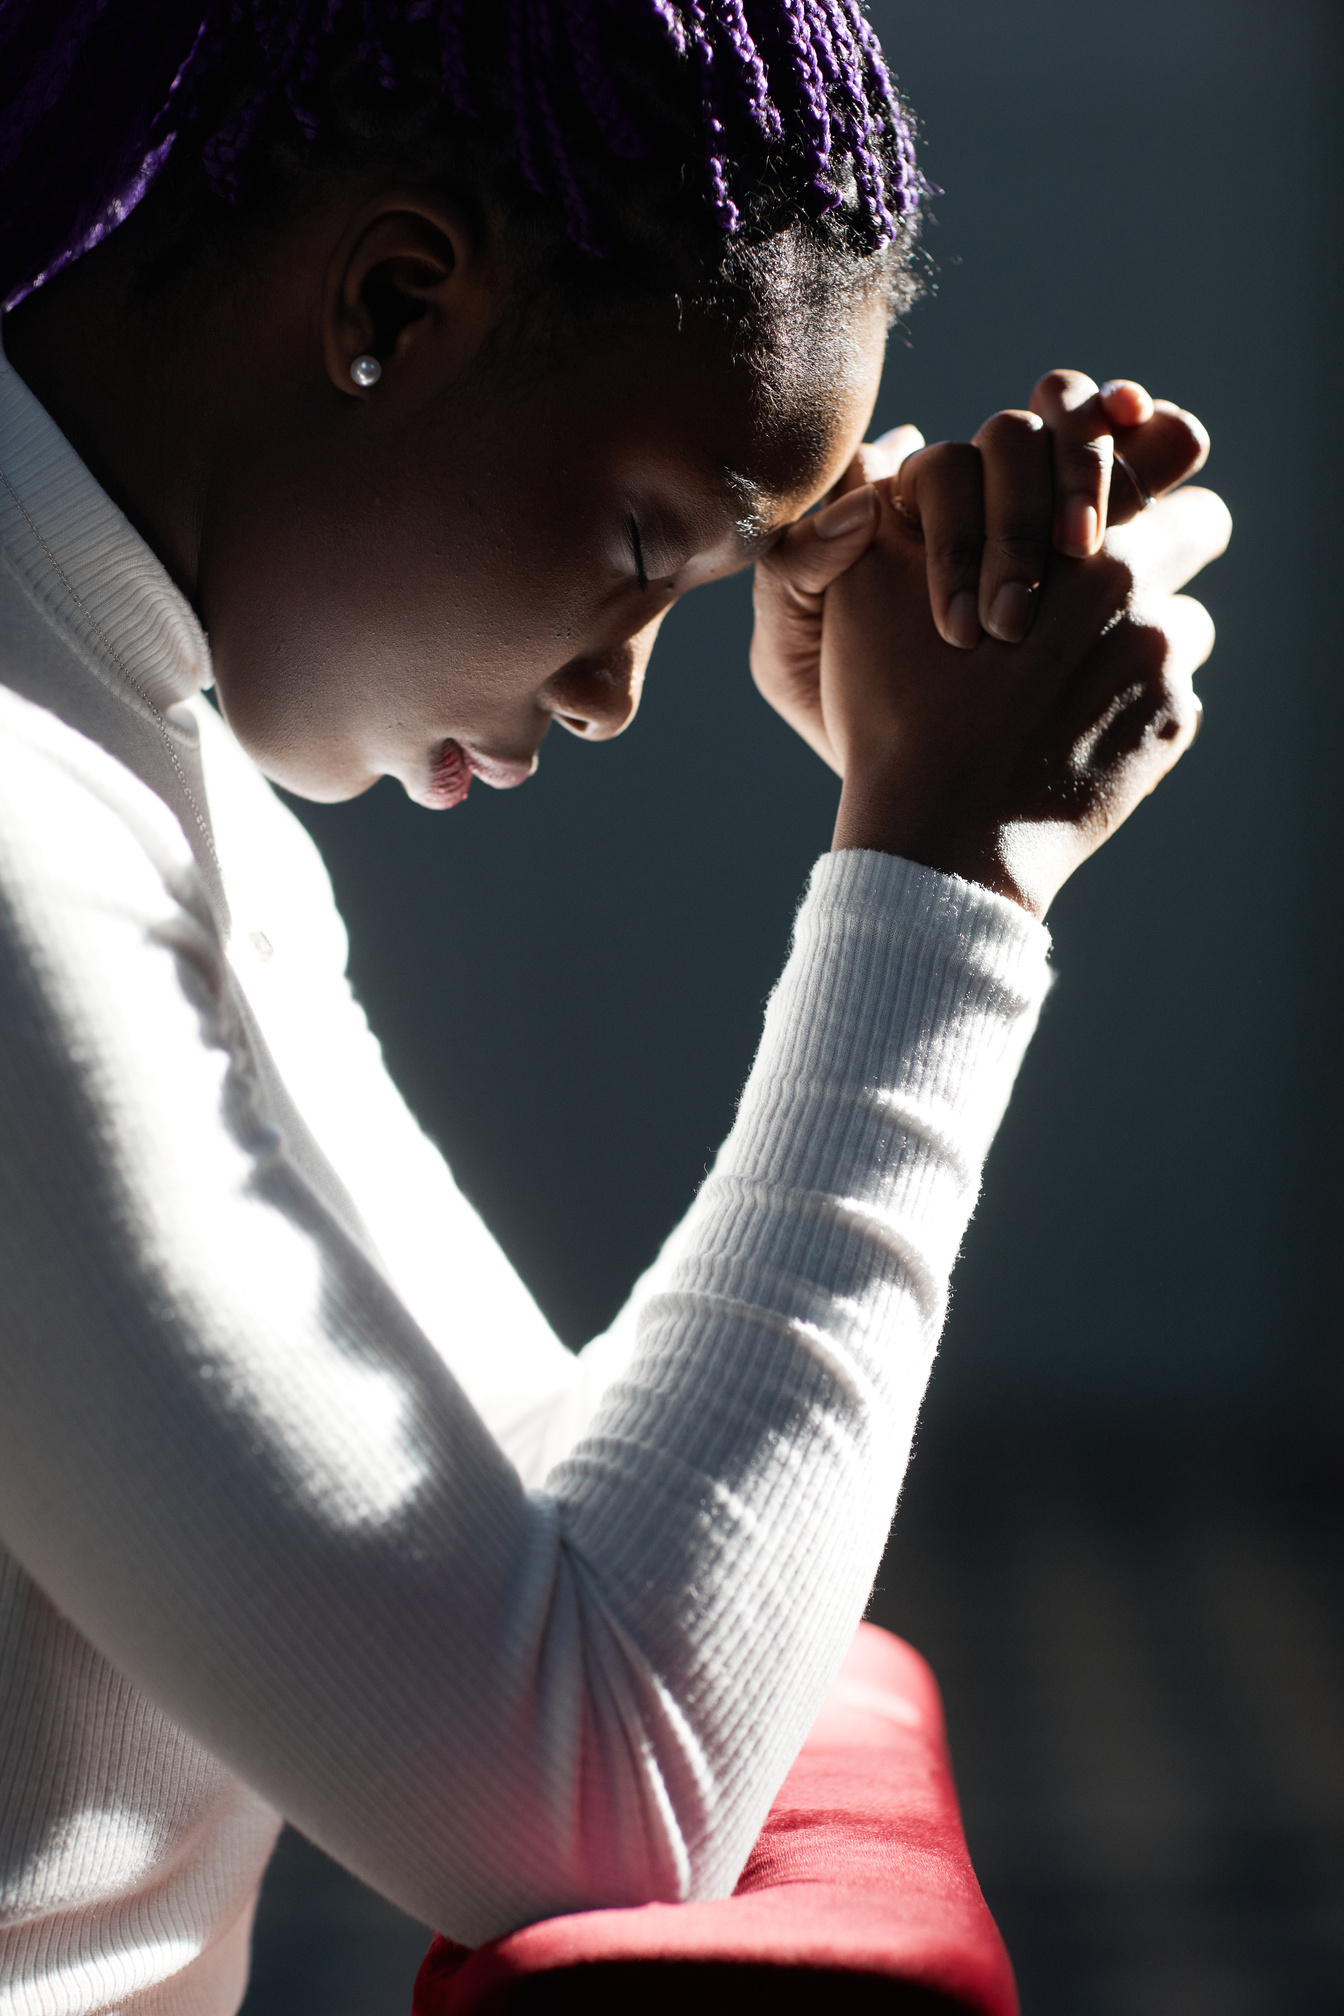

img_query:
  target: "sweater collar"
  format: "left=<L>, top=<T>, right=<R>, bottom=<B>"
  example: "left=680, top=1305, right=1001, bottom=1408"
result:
left=0, top=333, right=210, bottom=714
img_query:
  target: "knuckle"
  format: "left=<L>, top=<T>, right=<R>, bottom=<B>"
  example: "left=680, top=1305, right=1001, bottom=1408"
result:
left=1035, top=367, right=1096, bottom=411
left=1142, top=634, right=1180, bottom=685
left=977, top=407, right=1044, bottom=451
left=1129, top=630, right=1197, bottom=740
left=1095, top=551, right=1137, bottom=608
left=1128, top=620, right=1172, bottom=684
left=1062, top=436, right=1111, bottom=479
left=1090, top=661, right=1189, bottom=768
left=758, top=536, right=827, bottom=601
left=1158, top=412, right=1202, bottom=462
left=928, top=538, right=985, bottom=578
left=917, top=439, right=982, bottom=481
left=1155, top=401, right=1211, bottom=462
left=991, top=529, right=1050, bottom=567
left=1145, top=675, right=1195, bottom=747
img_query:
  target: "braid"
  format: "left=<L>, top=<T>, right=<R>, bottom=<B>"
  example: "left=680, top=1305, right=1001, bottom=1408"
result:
left=707, top=0, right=781, bottom=144
left=505, top=0, right=546, bottom=196
left=528, top=0, right=601, bottom=251
left=775, top=0, right=835, bottom=210
left=0, top=0, right=115, bottom=176
left=0, top=0, right=926, bottom=309
left=559, top=0, right=647, bottom=160
left=814, top=0, right=887, bottom=238
left=682, top=0, right=739, bottom=234
left=433, top=0, right=477, bottom=116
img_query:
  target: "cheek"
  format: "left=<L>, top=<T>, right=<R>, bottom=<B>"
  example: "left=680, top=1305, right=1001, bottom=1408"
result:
left=201, top=438, right=621, bottom=795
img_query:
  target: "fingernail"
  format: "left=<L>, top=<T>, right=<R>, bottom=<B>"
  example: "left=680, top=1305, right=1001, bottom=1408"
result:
left=816, top=487, right=877, bottom=540
left=1059, top=497, right=1099, bottom=557
left=1098, top=380, right=1122, bottom=400
left=987, top=581, right=1033, bottom=644
left=946, top=590, right=980, bottom=650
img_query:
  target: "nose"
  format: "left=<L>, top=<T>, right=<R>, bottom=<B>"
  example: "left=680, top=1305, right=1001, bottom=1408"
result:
left=540, top=612, right=670, bottom=742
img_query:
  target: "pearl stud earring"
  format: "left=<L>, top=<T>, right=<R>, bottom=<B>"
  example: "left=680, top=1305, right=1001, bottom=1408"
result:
left=350, top=354, right=382, bottom=388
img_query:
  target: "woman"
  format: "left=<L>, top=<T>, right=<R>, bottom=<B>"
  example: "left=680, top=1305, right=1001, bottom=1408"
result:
left=0, top=4, right=1228, bottom=2012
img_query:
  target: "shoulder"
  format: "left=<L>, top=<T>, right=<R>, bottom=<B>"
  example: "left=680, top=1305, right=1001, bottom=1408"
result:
left=0, top=683, right=200, bottom=913
left=0, top=685, right=236, bottom=1161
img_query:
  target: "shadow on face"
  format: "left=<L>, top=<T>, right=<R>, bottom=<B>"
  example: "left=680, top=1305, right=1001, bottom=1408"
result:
left=6, top=173, right=889, bottom=809
left=202, top=272, right=890, bottom=811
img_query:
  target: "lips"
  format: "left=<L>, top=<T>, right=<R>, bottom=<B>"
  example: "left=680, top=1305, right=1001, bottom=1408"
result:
left=462, top=746, right=536, bottom=791
left=415, top=739, right=535, bottom=810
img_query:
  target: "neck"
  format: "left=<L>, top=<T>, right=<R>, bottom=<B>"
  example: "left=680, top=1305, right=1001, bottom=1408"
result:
left=5, top=228, right=218, bottom=607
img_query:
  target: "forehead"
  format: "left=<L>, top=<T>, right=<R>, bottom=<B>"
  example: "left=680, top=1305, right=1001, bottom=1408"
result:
left=602, top=286, right=889, bottom=545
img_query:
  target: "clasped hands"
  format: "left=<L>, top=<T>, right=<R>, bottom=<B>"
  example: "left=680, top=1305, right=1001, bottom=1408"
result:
left=752, top=368, right=1232, bottom=920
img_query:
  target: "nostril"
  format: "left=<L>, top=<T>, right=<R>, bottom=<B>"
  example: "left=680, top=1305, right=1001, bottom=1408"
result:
left=546, top=680, right=635, bottom=740
left=543, top=635, right=653, bottom=741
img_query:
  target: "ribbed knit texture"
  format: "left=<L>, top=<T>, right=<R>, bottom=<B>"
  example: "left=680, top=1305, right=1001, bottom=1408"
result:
left=0, top=338, right=1052, bottom=2014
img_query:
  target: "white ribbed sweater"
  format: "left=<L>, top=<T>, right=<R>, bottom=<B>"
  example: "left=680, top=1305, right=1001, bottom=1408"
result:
left=0, top=339, right=1052, bottom=2016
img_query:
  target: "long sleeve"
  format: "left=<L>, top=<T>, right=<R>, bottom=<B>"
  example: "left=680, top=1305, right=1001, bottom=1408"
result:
left=0, top=685, right=1050, bottom=1944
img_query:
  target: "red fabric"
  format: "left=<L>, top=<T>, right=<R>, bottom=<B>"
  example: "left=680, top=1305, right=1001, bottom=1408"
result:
left=412, top=1624, right=1018, bottom=2015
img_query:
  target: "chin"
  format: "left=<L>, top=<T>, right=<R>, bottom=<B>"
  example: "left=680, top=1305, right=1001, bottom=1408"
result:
left=273, top=769, right=385, bottom=805
left=222, top=708, right=383, bottom=803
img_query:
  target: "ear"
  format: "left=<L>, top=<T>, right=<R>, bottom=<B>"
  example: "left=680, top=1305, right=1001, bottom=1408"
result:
left=322, top=198, right=501, bottom=399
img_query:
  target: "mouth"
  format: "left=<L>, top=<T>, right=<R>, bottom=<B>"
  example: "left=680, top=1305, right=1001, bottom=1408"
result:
left=414, top=739, right=536, bottom=811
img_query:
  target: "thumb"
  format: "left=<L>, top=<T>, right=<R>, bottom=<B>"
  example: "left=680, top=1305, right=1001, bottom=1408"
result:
left=829, top=425, right=925, bottom=497
left=768, top=484, right=880, bottom=599
left=862, top=422, right=925, bottom=484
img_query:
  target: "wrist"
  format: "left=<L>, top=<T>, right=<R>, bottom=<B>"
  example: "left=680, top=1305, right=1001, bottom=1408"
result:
left=831, top=778, right=1055, bottom=920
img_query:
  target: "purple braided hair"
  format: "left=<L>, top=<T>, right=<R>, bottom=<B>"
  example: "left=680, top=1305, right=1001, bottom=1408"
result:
left=504, top=0, right=548, bottom=205
left=559, top=0, right=647, bottom=161
left=840, top=0, right=919, bottom=215
left=755, top=0, right=834, bottom=212
left=422, top=0, right=475, bottom=115
left=812, top=0, right=887, bottom=236
left=0, top=0, right=115, bottom=176
left=681, top=0, right=740, bottom=233
left=0, top=0, right=923, bottom=308
left=529, top=0, right=601, bottom=250
left=709, top=0, right=781, bottom=144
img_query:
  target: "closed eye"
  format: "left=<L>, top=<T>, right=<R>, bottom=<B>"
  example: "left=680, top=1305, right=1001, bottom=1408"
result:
left=627, top=513, right=649, bottom=593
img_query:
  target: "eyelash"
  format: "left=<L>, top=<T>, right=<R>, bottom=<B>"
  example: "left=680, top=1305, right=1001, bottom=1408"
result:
left=627, top=514, right=649, bottom=593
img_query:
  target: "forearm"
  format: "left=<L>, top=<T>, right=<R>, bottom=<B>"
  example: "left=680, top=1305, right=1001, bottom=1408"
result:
left=548, top=849, right=1050, bottom=1895
left=0, top=719, right=1049, bottom=1938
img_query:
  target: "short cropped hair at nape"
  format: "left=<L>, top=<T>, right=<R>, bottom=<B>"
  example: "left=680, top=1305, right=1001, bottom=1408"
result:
left=0, top=0, right=928, bottom=342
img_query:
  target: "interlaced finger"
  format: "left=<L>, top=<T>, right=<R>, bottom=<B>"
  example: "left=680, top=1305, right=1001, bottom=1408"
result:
left=1103, top=486, right=1232, bottom=600
left=1105, top=400, right=1211, bottom=523
left=823, top=425, right=925, bottom=503
left=861, top=423, right=924, bottom=488
left=1029, top=368, right=1113, bottom=558
left=1074, top=593, right=1213, bottom=813
left=972, top=408, right=1053, bottom=644
left=894, top=441, right=987, bottom=649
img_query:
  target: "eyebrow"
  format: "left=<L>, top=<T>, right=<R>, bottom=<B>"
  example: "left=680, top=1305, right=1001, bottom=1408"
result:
left=722, top=469, right=771, bottom=552
left=734, top=513, right=772, bottom=554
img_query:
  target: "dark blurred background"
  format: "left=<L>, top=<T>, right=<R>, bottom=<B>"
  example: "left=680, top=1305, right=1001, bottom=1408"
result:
left=241, top=2, right=1344, bottom=2011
